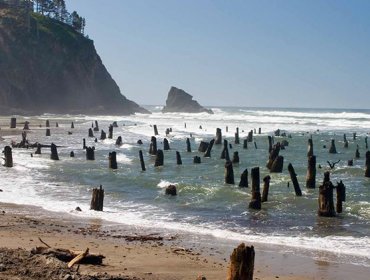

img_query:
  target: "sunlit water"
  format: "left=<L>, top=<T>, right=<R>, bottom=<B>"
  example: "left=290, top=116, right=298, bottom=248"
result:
left=1, top=106, right=369, bottom=266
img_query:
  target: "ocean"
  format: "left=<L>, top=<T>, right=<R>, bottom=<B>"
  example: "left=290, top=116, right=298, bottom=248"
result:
left=0, top=106, right=369, bottom=267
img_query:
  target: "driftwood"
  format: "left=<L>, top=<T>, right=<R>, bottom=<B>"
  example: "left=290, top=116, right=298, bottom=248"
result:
left=227, top=243, right=254, bottom=280
left=68, top=248, right=89, bottom=268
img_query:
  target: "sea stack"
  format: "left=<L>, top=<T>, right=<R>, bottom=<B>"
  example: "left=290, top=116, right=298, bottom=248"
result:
left=162, top=86, right=213, bottom=114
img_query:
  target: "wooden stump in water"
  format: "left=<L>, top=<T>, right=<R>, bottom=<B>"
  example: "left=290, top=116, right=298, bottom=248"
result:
left=224, top=161, right=235, bottom=185
left=343, top=134, right=348, bottom=148
left=86, top=147, right=95, bottom=160
left=111, top=121, right=118, bottom=128
left=176, top=151, right=182, bottom=165
left=227, top=243, right=255, bottom=280
left=154, top=149, right=164, bottom=167
left=88, top=128, right=94, bottom=138
left=235, top=127, right=240, bottom=144
left=137, top=139, right=143, bottom=145
left=149, top=136, right=158, bottom=156
left=139, top=150, right=146, bottom=171
left=348, top=159, right=353, bottom=166
left=239, top=169, right=248, bottom=188
left=186, top=138, right=191, bottom=152
left=70, top=151, right=74, bottom=157
left=365, top=136, right=368, bottom=149
left=165, top=185, right=177, bottom=196
left=90, top=185, right=104, bottom=211
left=108, top=125, right=113, bottom=139
left=329, top=139, right=337, bottom=154
left=116, top=136, right=122, bottom=146
left=10, top=117, right=16, bottom=128
left=163, top=138, right=170, bottom=150
left=71, top=122, right=74, bottom=129
left=198, top=141, right=209, bottom=153
left=153, top=125, right=159, bottom=136
left=204, top=139, right=214, bottom=158
left=221, top=139, right=230, bottom=161
left=306, top=155, right=316, bottom=189
left=249, top=167, right=261, bottom=210
left=45, top=120, right=50, bottom=127
left=254, top=142, right=257, bottom=149
left=2, top=146, right=13, bottom=167
left=247, top=130, right=253, bottom=142
left=261, top=175, right=271, bottom=202
left=353, top=132, right=356, bottom=140
left=266, top=143, right=280, bottom=170
left=243, top=139, right=248, bottom=149
left=23, top=121, right=30, bottom=130
left=55, top=122, right=59, bottom=128
left=258, top=128, right=261, bottom=134
left=355, top=146, right=360, bottom=159
left=100, top=130, right=106, bottom=140
left=50, top=143, right=59, bottom=160
left=270, top=155, right=284, bottom=173
left=288, top=163, right=302, bottom=196
left=307, top=138, right=314, bottom=157
left=232, top=151, right=239, bottom=164
left=93, top=121, right=99, bottom=132
left=35, top=143, right=41, bottom=155
left=215, top=128, right=222, bottom=145
left=365, top=151, right=370, bottom=178
left=83, top=138, right=86, bottom=150
left=318, top=172, right=335, bottom=217
left=46, top=129, right=51, bottom=136
left=109, top=151, right=117, bottom=169
left=336, top=180, right=346, bottom=213
left=193, top=156, right=201, bottom=164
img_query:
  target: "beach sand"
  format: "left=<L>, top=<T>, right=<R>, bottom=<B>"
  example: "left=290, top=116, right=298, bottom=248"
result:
left=0, top=202, right=369, bottom=280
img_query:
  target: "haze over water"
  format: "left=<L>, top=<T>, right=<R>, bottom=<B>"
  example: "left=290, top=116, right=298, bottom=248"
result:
left=0, top=106, right=369, bottom=267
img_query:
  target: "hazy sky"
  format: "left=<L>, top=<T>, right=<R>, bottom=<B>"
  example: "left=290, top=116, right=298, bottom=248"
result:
left=65, top=0, right=370, bottom=109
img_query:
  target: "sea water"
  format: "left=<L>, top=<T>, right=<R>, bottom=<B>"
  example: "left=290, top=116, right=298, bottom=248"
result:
left=0, top=106, right=369, bottom=266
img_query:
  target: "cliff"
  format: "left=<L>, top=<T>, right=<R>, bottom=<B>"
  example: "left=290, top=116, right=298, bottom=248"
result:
left=162, top=87, right=213, bottom=114
left=0, top=8, right=149, bottom=115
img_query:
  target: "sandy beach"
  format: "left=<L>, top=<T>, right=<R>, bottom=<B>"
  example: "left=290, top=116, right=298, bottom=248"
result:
left=0, top=202, right=369, bottom=280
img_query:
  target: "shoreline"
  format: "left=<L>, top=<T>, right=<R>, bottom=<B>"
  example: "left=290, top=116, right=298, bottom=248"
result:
left=1, top=202, right=369, bottom=280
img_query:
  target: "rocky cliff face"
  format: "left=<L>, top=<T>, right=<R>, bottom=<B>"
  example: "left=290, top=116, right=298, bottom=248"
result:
left=0, top=8, right=148, bottom=115
left=162, top=87, right=213, bottom=114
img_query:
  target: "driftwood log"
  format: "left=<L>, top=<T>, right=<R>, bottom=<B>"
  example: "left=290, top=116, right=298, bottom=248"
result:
left=227, top=243, right=254, bottom=280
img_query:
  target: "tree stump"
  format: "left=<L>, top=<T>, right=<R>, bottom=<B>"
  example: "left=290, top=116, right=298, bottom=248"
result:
left=249, top=167, right=261, bottom=210
left=83, top=138, right=86, bottom=150
left=258, top=128, right=261, bottom=134
left=56, top=122, right=59, bottom=128
left=45, top=120, right=50, bottom=127
left=10, top=117, right=16, bottom=128
left=270, top=156, right=284, bottom=173
left=93, top=121, right=99, bottom=132
left=261, top=175, right=271, bottom=202
left=50, top=143, right=59, bottom=160
left=193, top=156, right=201, bottom=164
left=23, top=121, right=30, bottom=130
left=70, top=151, right=75, bottom=157
left=108, top=125, right=113, bottom=139
left=365, top=136, right=368, bottom=149
left=288, top=163, right=302, bottom=196
left=243, top=139, right=248, bottom=149
left=307, top=138, right=314, bottom=157
left=149, top=136, right=158, bottom=155
left=365, top=151, right=370, bottom=178
left=247, top=130, right=253, bottom=142
left=204, top=139, right=214, bottom=158
left=46, top=129, right=51, bottom=137
left=215, top=128, right=222, bottom=145
left=318, top=172, right=335, bottom=217
left=71, top=122, right=74, bottom=129
left=137, top=139, right=143, bottom=145
left=154, top=149, right=164, bottom=167
left=35, top=143, right=42, bottom=155
left=88, top=128, right=94, bottom=138
left=165, top=185, right=177, bottom=196
left=153, top=125, right=159, bottom=136
left=225, top=161, right=235, bottom=185
left=227, top=243, right=255, bottom=280
left=353, top=132, right=356, bottom=140
left=176, top=151, right=182, bottom=165
left=186, top=138, right=191, bottom=152
left=138, top=150, right=146, bottom=171
left=116, top=136, right=122, bottom=146
left=163, top=138, right=170, bottom=150
left=232, top=151, right=239, bottom=164
left=254, top=142, right=257, bottom=149
left=343, top=134, right=348, bottom=148
left=100, top=130, right=106, bottom=140
left=90, top=185, right=104, bottom=211
left=2, top=146, right=13, bottom=167
left=306, top=155, right=316, bottom=189
left=198, top=141, right=209, bottom=153
left=329, top=139, right=337, bottom=154
left=238, top=169, right=248, bottom=188
left=86, top=147, right=95, bottom=160
left=355, top=146, right=360, bottom=159
left=348, top=159, right=353, bottom=166
left=221, top=139, right=230, bottom=161
left=266, top=143, right=280, bottom=170
left=235, top=127, right=240, bottom=144
left=336, top=180, right=345, bottom=213
left=112, top=121, right=118, bottom=128
left=109, top=151, right=117, bottom=169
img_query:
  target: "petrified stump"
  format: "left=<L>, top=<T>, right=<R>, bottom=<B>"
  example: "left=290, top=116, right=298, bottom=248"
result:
left=50, top=143, right=59, bottom=160
left=232, top=151, right=239, bottom=164
left=86, top=147, right=95, bottom=160
left=55, top=122, right=59, bottom=128
left=227, top=243, right=255, bottom=280
left=329, top=139, right=337, bottom=154
left=165, top=185, right=177, bottom=196
left=10, top=117, right=16, bottom=128
left=215, top=128, right=222, bottom=145
left=186, top=138, right=191, bottom=152
left=198, top=141, right=209, bottom=153
left=88, top=128, right=94, bottom=138
left=336, top=180, right=346, bottom=213
left=238, top=169, right=249, bottom=188
left=288, top=163, right=302, bottom=196
left=35, top=143, right=42, bottom=155
left=249, top=167, right=261, bottom=210
left=270, top=156, right=284, bottom=173
left=108, top=125, right=113, bottom=139
left=261, top=175, right=271, bottom=202
left=175, top=151, right=182, bottom=165
left=193, top=156, right=201, bottom=164
left=137, top=139, right=143, bottom=145
left=149, top=136, right=158, bottom=156
left=154, top=149, right=164, bottom=167
left=46, top=129, right=51, bottom=136
left=204, top=139, right=214, bottom=158
left=225, top=161, right=235, bottom=185
left=235, top=127, right=240, bottom=144
left=306, top=155, right=316, bottom=189
left=100, top=130, right=106, bottom=140
left=254, top=142, right=257, bottom=149
left=307, top=138, right=314, bottom=157
left=116, top=136, right=122, bottom=146
left=153, top=125, right=159, bottom=136
left=90, top=185, right=104, bottom=211
left=365, top=151, right=370, bottom=178
left=109, top=151, right=117, bottom=169
left=2, top=146, right=13, bottom=167
left=348, top=159, right=353, bottom=166
left=318, top=172, right=335, bottom=217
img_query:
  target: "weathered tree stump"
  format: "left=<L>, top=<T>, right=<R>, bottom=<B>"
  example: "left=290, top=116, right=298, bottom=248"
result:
left=46, top=129, right=51, bottom=136
left=306, top=155, right=316, bottom=189
left=83, top=138, right=86, bottom=150
left=154, top=149, right=164, bottom=167
left=10, top=117, right=16, bottom=128
left=116, top=136, right=122, bottom=146
left=318, top=172, right=335, bottom=217
left=2, top=146, right=13, bottom=167
left=266, top=143, right=280, bottom=170
left=204, top=139, right=214, bottom=158
left=336, top=180, right=346, bottom=213
left=45, top=120, right=50, bottom=127
left=23, top=121, right=30, bottom=130
left=247, top=130, right=253, bottom=142
left=239, top=169, right=248, bottom=188
left=225, top=161, right=235, bottom=185
left=243, top=139, right=248, bottom=149
left=70, top=151, right=74, bottom=157
left=254, top=142, right=257, bottom=149
left=365, top=151, right=370, bottom=177
left=270, top=156, right=284, bottom=173
left=232, top=151, right=239, bottom=164
left=90, top=185, right=104, bottom=211
left=353, top=132, right=356, bottom=140
left=55, top=122, right=59, bottom=128
left=348, top=159, right=353, bottom=166
left=343, top=134, right=348, bottom=148
left=235, top=127, right=240, bottom=144
left=329, top=139, right=337, bottom=154
left=186, top=138, right=191, bottom=152
left=139, top=150, right=146, bottom=171
left=35, top=143, right=42, bottom=155
left=193, top=156, right=201, bottom=164
left=93, top=121, right=99, bottom=132
left=176, top=151, right=182, bottom=165
left=153, top=125, right=159, bottom=136
left=149, top=136, right=158, bottom=156
left=249, top=167, right=261, bottom=210
left=86, top=147, right=95, bottom=160
left=109, top=151, right=117, bottom=169
left=307, top=138, right=314, bottom=157
left=164, top=138, right=171, bottom=150
left=165, top=185, right=177, bottom=196
left=267, top=136, right=273, bottom=153
left=137, top=139, right=143, bottom=145
left=100, top=130, right=106, bottom=140
left=198, top=141, right=209, bottom=153
left=88, top=128, right=94, bottom=138
left=108, top=125, right=113, bottom=139
left=355, top=146, right=360, bottom=159
left=227, top=243, right=255, bottom=280
left=365, top=136, right=368, bottom=149
left=221, top=139, right=230, bottom=161
left=261, top=175, right=271, bottom=202
left=288, top=163, right=302, bottom=196
left=50, top=143, right=59, bottom=160
left=71, top=122, right=74, bottom=129
left=112, top=121, right=118, bottom=128
left=215, top=128, right=222, bottom=145
left=258, top=128, right=261, bottom=134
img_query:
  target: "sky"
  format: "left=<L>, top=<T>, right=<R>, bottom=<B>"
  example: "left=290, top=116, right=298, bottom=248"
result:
left=65, top=0, right=370, bottom=109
